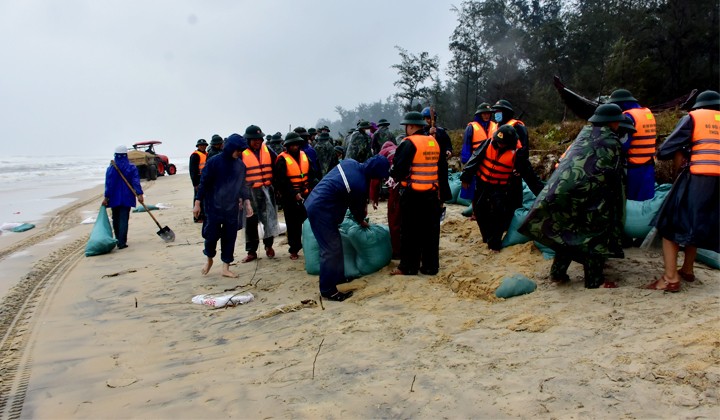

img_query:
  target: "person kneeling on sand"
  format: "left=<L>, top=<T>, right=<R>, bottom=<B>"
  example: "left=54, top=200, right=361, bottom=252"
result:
left=193, top=134, right=253, bottom=278
left=305, top=155, right=390, bottom=301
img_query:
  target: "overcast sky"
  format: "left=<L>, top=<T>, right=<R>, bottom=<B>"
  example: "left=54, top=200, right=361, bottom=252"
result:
left=1, top=0, right=458, bottom=158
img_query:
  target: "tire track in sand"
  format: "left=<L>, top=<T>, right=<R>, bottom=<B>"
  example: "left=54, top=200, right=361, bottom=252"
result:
left=0, top=238, right=86, bottom=419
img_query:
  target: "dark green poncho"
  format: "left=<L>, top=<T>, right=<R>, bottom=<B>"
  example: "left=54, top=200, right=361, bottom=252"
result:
left=518, top=125, right=626, bottom=258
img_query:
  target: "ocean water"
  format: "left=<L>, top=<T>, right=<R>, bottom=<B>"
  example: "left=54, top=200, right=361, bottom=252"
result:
left=0, top=155, right=186, bottom=224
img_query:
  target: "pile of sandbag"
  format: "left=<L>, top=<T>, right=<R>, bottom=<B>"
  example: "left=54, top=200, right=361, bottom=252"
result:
left=302, top=213, right=392, bottom=278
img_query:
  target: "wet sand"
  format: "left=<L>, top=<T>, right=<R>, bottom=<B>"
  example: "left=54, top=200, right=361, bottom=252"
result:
left=0, top=172, right=718, bottom=418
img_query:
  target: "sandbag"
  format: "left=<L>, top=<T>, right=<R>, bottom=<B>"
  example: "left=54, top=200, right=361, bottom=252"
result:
left=696, top=248, right=720, bottom=269
left=347, top=224, right=392, bottom=275
left=502, top=208, right=531, bottom=248
left=133, top=204, right=159, bottom=212
left=534, top=241, right=556, bottom=259
left=302, top=219, right=321, bottom=275
left=446, top=172, right=461, bottom=204
left=11, top=223, right=35, bottom=232
left=85, top=206, right=118, bottom=256
left=624, top=184, right=672, bottom=239
left=302, top=218, right=361, bottom=278
left=495, top=274, right=537, bottom=298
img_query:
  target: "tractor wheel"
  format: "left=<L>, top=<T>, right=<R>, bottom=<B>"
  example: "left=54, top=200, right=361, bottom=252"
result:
left=137, top=165, right=148, bottom=179
left=167, top=164, right=177, bottom=175
left=148, top=164, right=158, bottom=180
left=157, top=160, right=165, bottom=176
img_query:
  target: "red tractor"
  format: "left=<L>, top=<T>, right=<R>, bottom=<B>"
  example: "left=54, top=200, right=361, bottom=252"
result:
left=131, top=141, right=177, bottom=177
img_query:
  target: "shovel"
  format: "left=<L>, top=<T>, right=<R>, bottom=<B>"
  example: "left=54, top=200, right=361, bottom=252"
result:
left=110, top=160, right=175, bottom=243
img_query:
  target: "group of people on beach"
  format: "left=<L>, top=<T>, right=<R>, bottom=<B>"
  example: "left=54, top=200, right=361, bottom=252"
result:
left=104, top=89, right=719, bottom=301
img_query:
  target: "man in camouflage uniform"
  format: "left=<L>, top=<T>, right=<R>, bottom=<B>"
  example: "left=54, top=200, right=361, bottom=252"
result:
left=345, top=120, right=373, bottom=163
left=266, top=132, right=284, bottom=155
left=518, top=104, right=627, bottom=289
left=372, top=118, right=395, bottom=154
left=314, top=131, right=339, bottom=179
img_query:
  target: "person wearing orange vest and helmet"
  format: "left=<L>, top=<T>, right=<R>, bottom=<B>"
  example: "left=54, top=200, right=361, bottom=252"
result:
left=240, top=125, right=280, bottom=263
left=607, top=88, right=657, bottom=201
left=461, top=124, right=543, bottom=252
left=460, top=102, right=498, bottom=205
left=491, top=99, right=540, bottom=212
left=190, top=138, right=208, bottom=223
left=274, top=132, right=317, bottom=260
left=644, top=90, right=720, bottom=293
left=389, top=111, right=442, bottom=276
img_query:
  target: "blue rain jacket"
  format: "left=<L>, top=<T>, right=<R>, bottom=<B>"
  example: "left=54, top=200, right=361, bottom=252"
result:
left=105, top=153, right=143, bottom=208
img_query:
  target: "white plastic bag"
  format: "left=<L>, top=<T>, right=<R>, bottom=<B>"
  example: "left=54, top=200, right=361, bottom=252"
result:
left=191, top=291, right=254, bottom=308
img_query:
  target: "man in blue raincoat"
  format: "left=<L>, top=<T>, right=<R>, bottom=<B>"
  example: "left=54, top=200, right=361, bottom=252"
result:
left=103, top=145, right=144, bottom=249
left=193, top=134, right=253, bottom=278
left=305, top=155, right=390, bottom=302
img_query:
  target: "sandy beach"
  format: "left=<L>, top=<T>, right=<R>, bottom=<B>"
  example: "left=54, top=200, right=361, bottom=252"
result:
left=0, top=170, right=718, bottom=419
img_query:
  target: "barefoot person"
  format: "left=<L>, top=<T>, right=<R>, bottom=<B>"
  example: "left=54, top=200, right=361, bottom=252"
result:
left=193, top=133, right=253, bottom=278
left=644, top=90, right=720, bottom=292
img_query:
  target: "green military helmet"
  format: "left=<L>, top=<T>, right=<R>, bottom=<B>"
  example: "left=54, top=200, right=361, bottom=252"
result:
left=377, top=118, right=390, bottom=126
left=293, top=126, right=309, bottom=138
left=316, top=132, right=330, bottom=141
left=357, top=120, right=372, bottom=129
left=692, top=90, right=720, bottom=109
left=308, top=127, right=317, bottom=135
left=475, top=102, right=493, bottom=114
left=618, top=114, right=637, bottom=133
left=210, top=134, right=224, bottom=145
left=607, top=89, right=638, bottom=104
left=283, top=132, right=304, bottom=147
left=399, top=111, right=427, bottom=126
left=493, top=124, right=518, bottom=148
left=196, top=138, right=208, bottom=147
left=244, top=125, right=264, bottom=140
left=492, top=99, right=514, bottom=113
left=271, top=132, right=283, bottom=141
left=588, top=103, right=625, bottom=123
left=265, top=134, right=272, bottom=141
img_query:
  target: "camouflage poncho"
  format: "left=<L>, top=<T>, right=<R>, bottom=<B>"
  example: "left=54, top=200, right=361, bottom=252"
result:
left=314, top=138, right=339, bottom=179
left=345, top=131, right=372, bottom=163
left=518, top=125, right=626, bottom=258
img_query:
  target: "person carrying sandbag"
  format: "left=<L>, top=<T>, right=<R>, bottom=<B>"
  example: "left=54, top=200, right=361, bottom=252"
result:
left=305, top=155, right=390, bottom=302
left=102, top=145, right=144, bottom=249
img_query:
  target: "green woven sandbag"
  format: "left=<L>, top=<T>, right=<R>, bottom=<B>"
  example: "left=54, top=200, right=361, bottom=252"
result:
left=624, top=184, right=672, bottom=239
left=534, top=241, right=556, bottom=259
left=303, top=217, right=361, bottom=278
left=11, top=223, right=35, bottom=232
left=302, top=219, right=320, bottom=275
left=133, top=204, right=159, bottom=212
left=696, top=248, right=720, bottom=269
left=348, top=224, right=392, bottom=275
left=85, top=206, right=118, bottom=256
left=461, top=204, right=474, bottom=217
left=495, top=274, right=537, bottom=298
left=447, top=174, right=461, bottom=204
left=502, top=207, right=531, bottom=248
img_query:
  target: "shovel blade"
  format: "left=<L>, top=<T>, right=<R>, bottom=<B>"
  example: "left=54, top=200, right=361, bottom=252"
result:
left=157, top=226, right=175, bottom=242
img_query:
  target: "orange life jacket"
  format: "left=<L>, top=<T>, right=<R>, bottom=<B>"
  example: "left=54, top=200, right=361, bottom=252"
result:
left=625, top=108, right=657, bottom=165
left=468, top=121, right=498, bottom=151
left=400, top=134, right=440, bottom=191
left=689, top=109, right=720, bottom=176
left=278, top=151, right=310, bottom=194
left=192, top=150, right=207, bottom=171
left=242, top=145, right=274, bottom=188
left=477, top=140, right=522, bottom=185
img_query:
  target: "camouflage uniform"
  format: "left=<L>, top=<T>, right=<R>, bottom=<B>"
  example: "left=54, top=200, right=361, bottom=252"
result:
left=518, top=125, right=626, bottom=288
left=371, top=125, right=396, bottom=154
left=266, top=133, right=284, bottom=156
left=314, top=134, right=339, bottom=179
left=345, top=130, right=373, bottom=163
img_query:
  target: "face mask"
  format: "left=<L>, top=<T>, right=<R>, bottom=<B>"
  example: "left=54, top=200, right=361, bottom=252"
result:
left=494, top=112, right=503, bottom=123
